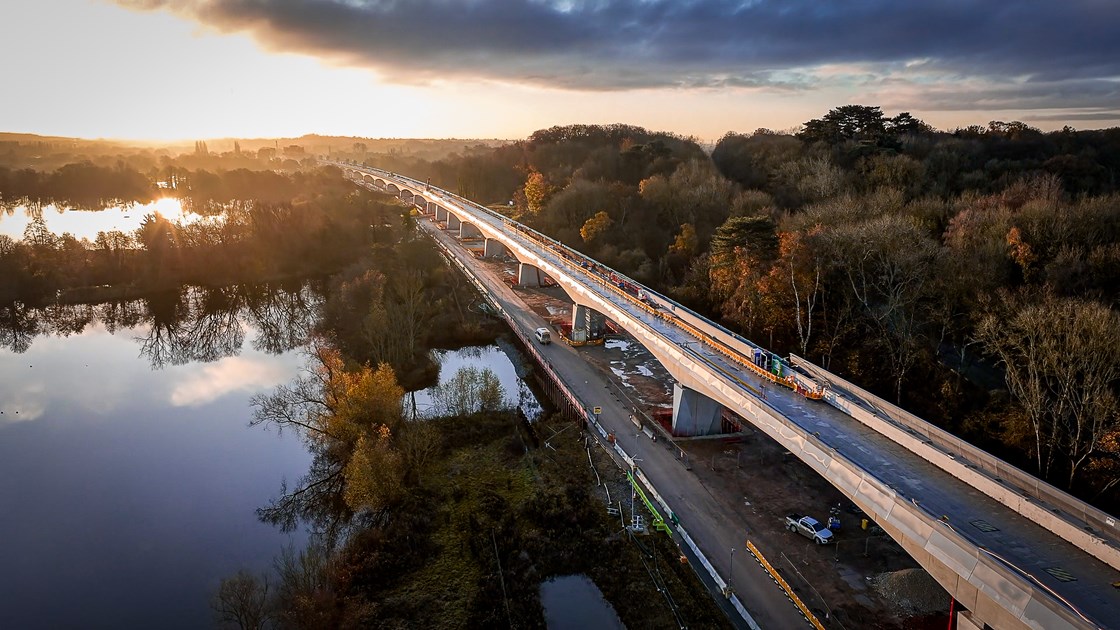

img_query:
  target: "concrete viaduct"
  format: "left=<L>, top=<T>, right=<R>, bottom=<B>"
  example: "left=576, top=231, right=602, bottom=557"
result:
left=335, top=161, right=1120, bottom=630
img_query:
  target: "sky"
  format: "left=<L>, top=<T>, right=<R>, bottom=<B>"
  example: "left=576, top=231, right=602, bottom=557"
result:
left=1, top=0, right=1118, bottom=142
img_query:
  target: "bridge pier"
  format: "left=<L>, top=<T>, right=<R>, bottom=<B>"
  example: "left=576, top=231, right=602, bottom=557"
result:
left=460, top=222, right=482, bottom=239
left=425, top=201, right=437, bottom=215
left=483, top=238, right=506, bottom=258
left=435, top=206, right=448, bottom=222
left=571, top=304, right=606, bottom=343
left=672, top=383, right=723, bottom=437
left=517, top=263, right=543, bottom=287
left=447, top=214, right=462, bottom=231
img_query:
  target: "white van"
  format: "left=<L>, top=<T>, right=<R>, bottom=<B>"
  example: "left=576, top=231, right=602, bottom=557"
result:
left=534, top=327, right=552, bottom=344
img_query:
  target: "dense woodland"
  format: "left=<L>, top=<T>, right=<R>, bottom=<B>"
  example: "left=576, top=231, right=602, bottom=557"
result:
left=357, top=112, right=1120, bottom=508
left=0, top=132, right=500, bottom=183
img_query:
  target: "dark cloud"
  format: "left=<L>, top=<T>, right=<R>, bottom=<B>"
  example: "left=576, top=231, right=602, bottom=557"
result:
left=876, top=77, right=1120, bottom=112
left=1025, top=111, right=1120, bottom=122
left=119, top=0, right=1120, bottom=109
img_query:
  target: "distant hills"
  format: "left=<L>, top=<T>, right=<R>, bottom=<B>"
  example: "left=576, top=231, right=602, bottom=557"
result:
left=0, top=131, right=509, bottom=158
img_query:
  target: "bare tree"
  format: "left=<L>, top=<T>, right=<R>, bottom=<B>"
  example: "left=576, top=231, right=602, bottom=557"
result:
left=821, top=214, right=941, bottom=402
left=212, top=570, right=273, bottom=630
left=977, top=291, right=1120, bottom=484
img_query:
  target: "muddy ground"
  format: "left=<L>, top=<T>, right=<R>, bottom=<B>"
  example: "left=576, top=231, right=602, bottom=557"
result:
left=477, top=254, right=952, bottom=630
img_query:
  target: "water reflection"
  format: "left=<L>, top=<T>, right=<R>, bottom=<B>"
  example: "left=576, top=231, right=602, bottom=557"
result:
left=411, top=344, right=544, bottom=421
left=0, top=198, right=201, bottom=241
left=540, top=574, right=626, bottom=630
left=0, top=296, right=313, bottom=629
left=0, top=281, right=321, bottom=367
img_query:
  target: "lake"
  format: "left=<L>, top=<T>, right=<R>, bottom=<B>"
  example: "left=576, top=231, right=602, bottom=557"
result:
left=0, top=285, right=316, bottom=630
left=0, top=198, right=203, bottom=242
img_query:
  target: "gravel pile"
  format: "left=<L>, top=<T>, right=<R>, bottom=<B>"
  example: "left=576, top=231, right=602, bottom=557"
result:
left=871, top=568, right=950, bottom=616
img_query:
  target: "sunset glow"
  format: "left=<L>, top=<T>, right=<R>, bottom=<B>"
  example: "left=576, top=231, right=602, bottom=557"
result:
left=2, top=1, right=1118, bottom=140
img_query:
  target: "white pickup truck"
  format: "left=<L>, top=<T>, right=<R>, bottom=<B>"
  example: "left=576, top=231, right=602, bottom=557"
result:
left=785, top=514, right=834, bottom=545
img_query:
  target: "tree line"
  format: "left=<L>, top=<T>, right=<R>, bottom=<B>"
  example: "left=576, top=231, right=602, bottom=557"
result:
left=357, top=111, right=1120, bottom=508
left=0, top=166, right=402, bottom=304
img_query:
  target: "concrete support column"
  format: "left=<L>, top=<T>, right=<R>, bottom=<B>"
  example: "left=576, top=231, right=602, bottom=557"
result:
left=435, top=206, right=448, bottom=222
left=483, top=238, right=505, bottom=258
left=447, top=214, right=462, bottom=231
left=571, top=304, right=589, bottom=343
left=672, top=383, right=723, bottom=437
left=426, top=201, right=436, bottom=215
left=517, top=263, right=542, bottom=288
left=460, top=222, right=482, bottom=239
left=570, top=304, right=606, bottom=343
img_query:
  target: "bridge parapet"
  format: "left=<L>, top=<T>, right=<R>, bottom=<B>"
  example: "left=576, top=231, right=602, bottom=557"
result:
left=791, top=355, right=1120, bottom=572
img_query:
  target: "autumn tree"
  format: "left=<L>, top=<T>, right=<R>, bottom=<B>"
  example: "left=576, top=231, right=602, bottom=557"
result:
left=522, top=169, right=552, bottom=216
left=579, top=210, right=614, bottom=244
left=708, top=215, right=779, bottom=334
left=250, top=339, right=407, bottom=534
left=773, top=229, right=823, bottom=356
left=668, top=223, right=698, bottom=259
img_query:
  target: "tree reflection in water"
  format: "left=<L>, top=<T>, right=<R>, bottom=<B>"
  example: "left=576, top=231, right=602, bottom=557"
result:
left=0, top=301, right=39, bottom=354
left=0, top=281, right=321, bottom=367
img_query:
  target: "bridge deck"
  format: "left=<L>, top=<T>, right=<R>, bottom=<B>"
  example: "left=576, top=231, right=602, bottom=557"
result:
left=357, top=166, right=1120, bottom=628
